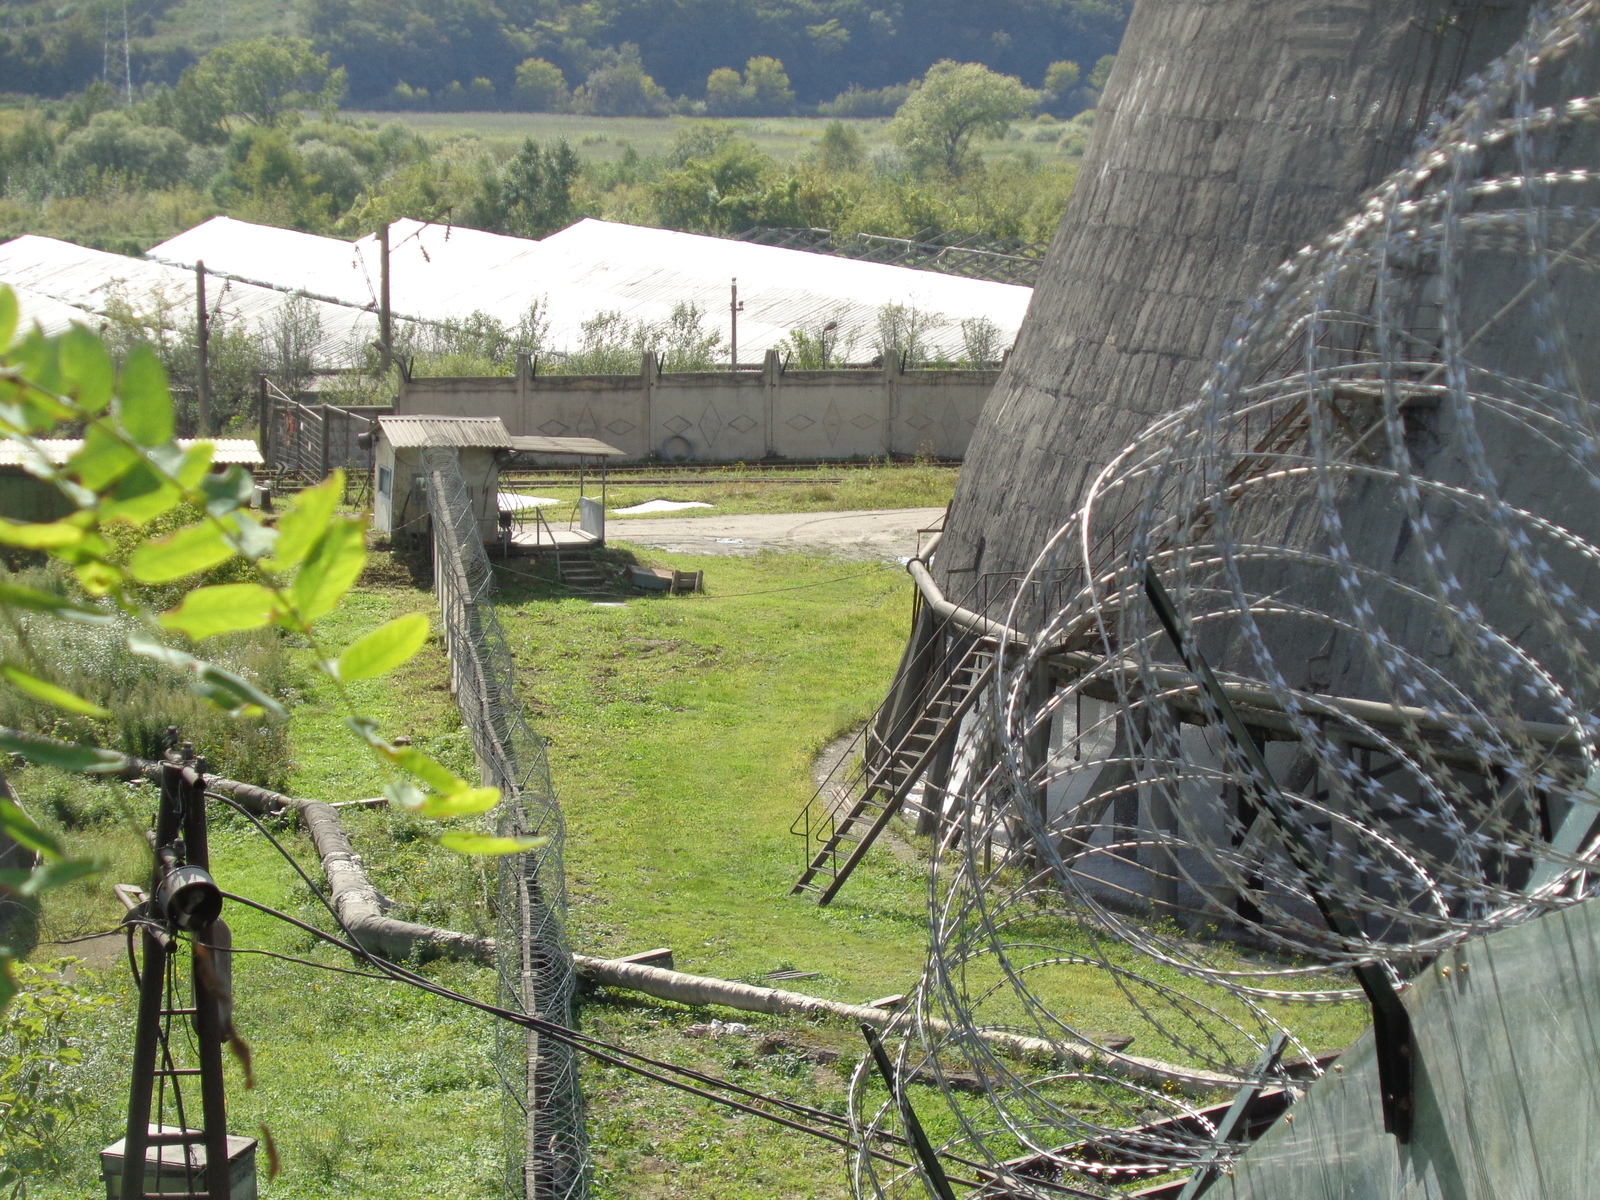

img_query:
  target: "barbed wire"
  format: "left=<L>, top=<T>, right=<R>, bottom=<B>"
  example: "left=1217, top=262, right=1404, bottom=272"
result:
left=423, top=446, right=589, bottom=1200
left=850, top=3, right=1600, bottom=1193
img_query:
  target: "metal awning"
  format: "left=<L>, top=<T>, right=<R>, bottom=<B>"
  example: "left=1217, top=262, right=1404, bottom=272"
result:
left=377, top=416, right=513, bottom=449
left=509, top=435, right=626, bottom=457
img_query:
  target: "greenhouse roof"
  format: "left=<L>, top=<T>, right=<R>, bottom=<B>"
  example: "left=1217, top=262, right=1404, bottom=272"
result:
left=145, top=216, right=1034, bottom=361
left=0, top=235, right=379, bottom=366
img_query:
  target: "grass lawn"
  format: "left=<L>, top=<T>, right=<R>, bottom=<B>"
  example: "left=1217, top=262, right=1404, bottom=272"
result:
left=12, top=545, right=1368, bottom=1199
left=501, top=460, right=960, bottom=520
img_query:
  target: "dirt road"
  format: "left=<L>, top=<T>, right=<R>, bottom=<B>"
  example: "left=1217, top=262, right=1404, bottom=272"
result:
left=606, top=507, right=945, bottom=561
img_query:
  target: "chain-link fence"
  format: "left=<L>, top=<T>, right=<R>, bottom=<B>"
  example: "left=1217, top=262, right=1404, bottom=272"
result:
left=423, top=446, right=589, bottom=1200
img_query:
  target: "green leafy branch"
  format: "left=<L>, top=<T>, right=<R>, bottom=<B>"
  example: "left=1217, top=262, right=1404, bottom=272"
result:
left=0, top=284, right=540, bottom=1004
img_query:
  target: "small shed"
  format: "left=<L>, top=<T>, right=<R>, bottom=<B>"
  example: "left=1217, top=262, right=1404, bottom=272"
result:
left=0, top=438, right=263, bottom=523
left=372, top=415, right=512, bottom=542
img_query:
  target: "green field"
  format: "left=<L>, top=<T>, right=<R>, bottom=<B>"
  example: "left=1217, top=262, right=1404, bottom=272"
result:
left=348, top=110, right=1091, bottom=169
left=13, top=544, right=1366, bottom=1199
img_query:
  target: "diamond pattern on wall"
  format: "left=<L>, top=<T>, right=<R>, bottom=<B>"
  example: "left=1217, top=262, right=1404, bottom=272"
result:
left=607, top=420, right=636, bottom=436
left=728, top=414, right=759, bottom=434
left=823, top=401, right=844, bottom=446
left=851, top=413, right=879, bottom=430
left=786, top=415, right=815, bottom=431
left=576, top=404, right=600, bottom=436
left=538, top=420, right=570, bottom=436
left=905, top=412, right=933, bottom=431
left=663, top=416, right=693, bottom=435
left=699, top=402, right=724, bottom=448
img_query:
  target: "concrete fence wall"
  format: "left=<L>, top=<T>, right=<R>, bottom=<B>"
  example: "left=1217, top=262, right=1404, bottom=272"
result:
left=395, top=351, right=999, bottom=462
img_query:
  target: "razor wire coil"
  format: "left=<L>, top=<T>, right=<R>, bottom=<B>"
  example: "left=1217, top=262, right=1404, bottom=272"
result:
left=851, top=5, right=1600, bottom=1195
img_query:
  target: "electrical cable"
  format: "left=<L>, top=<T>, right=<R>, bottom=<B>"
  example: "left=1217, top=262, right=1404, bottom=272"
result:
left=209, top=790, right=1105, bottom=1196
left=212, top=887, right=1101, bottom=1197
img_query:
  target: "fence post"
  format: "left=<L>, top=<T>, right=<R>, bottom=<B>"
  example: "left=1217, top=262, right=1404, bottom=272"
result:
left=762, top=349, right=781, bottom=458
left=195, top=262, right=211, bottom=435
left=257, top=376, right=270, bottom=469
left=320, top=404, right=331, bottom=480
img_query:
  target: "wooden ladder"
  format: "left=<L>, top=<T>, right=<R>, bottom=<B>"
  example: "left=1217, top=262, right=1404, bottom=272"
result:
left=792, top=641, right=995, bottom=905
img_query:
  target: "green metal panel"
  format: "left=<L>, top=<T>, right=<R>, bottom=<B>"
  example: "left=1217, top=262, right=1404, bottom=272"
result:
left=1220, top=896, right=1600, bottom=1199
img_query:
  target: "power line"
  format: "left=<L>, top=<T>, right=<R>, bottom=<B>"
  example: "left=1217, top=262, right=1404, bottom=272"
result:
left=206, top=790, right=1103, bottom=1197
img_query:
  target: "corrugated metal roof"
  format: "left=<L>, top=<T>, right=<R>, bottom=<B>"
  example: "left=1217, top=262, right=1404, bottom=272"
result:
left=145, top=216, right=1034, bottom=361
left=0, top=438, right=264, bottom=467
left=510, top=435, right=627, bottom=457
left=0, top=235, right=378, bottom=367
left=378, top=415, right=512, bottom=448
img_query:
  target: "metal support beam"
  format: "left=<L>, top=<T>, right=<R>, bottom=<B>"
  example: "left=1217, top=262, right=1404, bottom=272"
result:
left=1144, top=566, right=1414, bottom=1142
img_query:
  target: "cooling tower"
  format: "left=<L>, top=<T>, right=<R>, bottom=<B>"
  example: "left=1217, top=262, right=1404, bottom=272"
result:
left=938, top=0, right=1534, bottom=590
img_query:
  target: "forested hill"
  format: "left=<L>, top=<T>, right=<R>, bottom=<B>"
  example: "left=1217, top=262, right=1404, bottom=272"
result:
left=1, top=0, right=1130, bottom=106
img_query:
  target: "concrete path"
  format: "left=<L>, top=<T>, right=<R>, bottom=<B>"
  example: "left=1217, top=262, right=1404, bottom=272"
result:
left=606, top=507, right=946, bottom=561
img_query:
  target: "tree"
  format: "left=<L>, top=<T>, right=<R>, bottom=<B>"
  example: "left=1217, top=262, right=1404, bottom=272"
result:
left=571, top=44, right=670, bottom=117
left=1044, top=60, right=1080, bottom=95
left=514, top=58, right=569, bottom=111
left=0, top=285, right=538, bottom=1009
left=817, top=120, right=865, bottom=173
left=175, top=37, right=345, bottom=141
left=1088, top=53, right=1118, bottom=92
left=743, top=56, right=795, bottom=114
left=58, top=111, right=191, bottom=190
left=500, top=138, right=580, bottom=237
left=889, top=60, right=1039, bottom=176
left=705, top=66, right=749, bottom=115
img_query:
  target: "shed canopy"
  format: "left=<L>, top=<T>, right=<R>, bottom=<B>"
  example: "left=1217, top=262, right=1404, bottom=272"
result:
left=0, top=438, right=263, bottom=467
left=377, top=415, right=513, bottom=449
left=509, top=435, right=626, bottom=457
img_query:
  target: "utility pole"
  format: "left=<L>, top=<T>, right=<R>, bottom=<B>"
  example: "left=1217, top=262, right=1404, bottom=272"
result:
left=113, top=736, right=254, bottom=1199
left=378, top=222, right=392, bottom=374
left=729, top=277, right=744, bottom=371
left=195, top=263, right=211, bottom=436
left=122, top=0, right=132, bottom=104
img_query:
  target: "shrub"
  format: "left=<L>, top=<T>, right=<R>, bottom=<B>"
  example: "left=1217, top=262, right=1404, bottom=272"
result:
left=57, top=111, right=190, bottom=191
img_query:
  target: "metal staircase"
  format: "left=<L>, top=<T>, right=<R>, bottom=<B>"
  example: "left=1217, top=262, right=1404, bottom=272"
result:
left=791, top=636, right=995, bottom=905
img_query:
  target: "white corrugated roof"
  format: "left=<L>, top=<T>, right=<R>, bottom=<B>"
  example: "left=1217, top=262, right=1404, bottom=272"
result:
left=146, top=216, right=1033, bottom=360
left=8, top=284, right=98, bottom=336
left=0, top=438, right=263, bottom=467
left=377, top=415, right=512, bottom=448
left=0, top=235, right=378, bottom=367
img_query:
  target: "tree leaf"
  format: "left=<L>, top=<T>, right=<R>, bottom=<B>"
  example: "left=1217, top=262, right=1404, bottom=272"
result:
left=0, top=730, right=127, bottom=775
left=388, top=747, right=467, bottom=795
left=69, top=424, right=141, bottom=492
left=116, top=345, right=174, bottom=447
left=266, top=471, right=343, bottom=571
left=98, top=461, right=182, bottom=527
left=0, top=582, right=110, bottom=623
left=57, top=325, right=115, bottom=414
left=160, top=583, right=281, bottom=639
left=128, top=520, right=234, bottom=584
left=1, top=667, right=110, bottom=718
left=336, top=613, right=429, bottom=681
left=193, top=662, right=286, bottom=718
left=291, top=515, right=366, bottom=623
left=0, top=519, right=84, bottom=549
left=0, top=285, right=16, bottom=352
left=0, top=796, right=64, bottom=858
left=0, top=857, right=102, bottom=897
left=419, top=787, right=500, bottom=818
left=435, top=833, right=547, bottom=856
left=383, top=779, right=427, bottom=812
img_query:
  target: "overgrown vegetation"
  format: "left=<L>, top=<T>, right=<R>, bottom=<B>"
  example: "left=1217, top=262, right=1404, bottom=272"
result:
left=0, top=0, right=1128, bottom=114
left=0, top=41, right=1092, bottom=255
